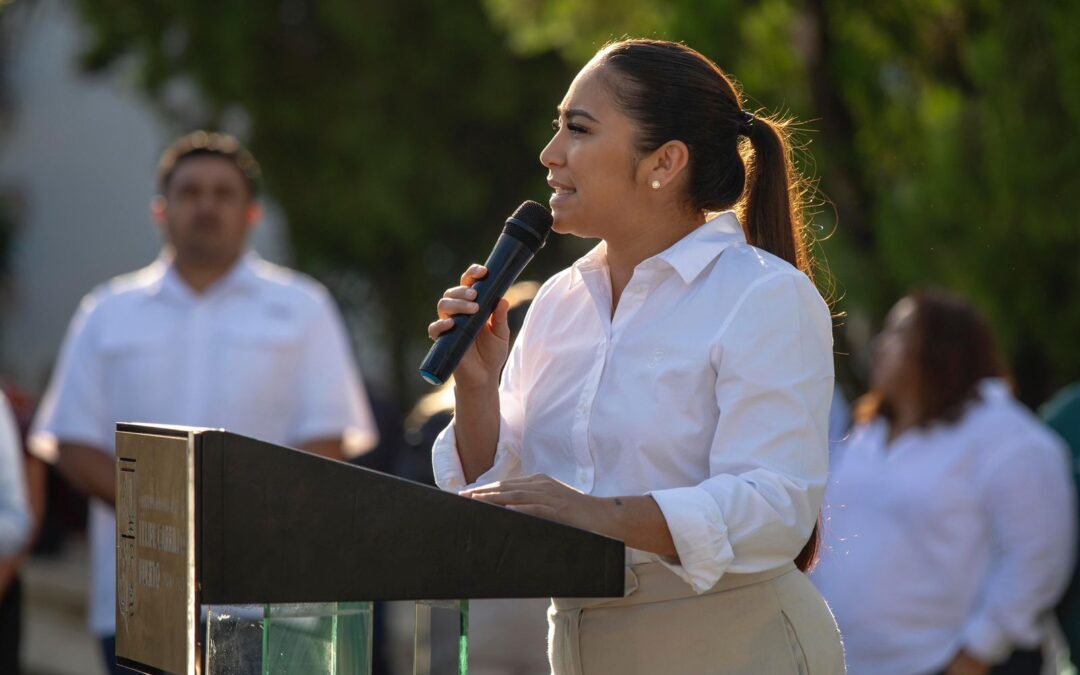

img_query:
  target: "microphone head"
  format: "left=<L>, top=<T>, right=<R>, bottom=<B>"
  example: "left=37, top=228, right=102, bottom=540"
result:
left=511, top=200, right=554, bottom=231
left=504, top=201, right=554, bottom=251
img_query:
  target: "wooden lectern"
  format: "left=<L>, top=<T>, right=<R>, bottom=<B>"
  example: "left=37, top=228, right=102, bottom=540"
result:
left=114, top=423, right=625, bottom=675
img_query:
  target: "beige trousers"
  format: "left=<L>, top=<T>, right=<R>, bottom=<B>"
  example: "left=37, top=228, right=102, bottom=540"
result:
left=548, top=562, right=845, bottom=675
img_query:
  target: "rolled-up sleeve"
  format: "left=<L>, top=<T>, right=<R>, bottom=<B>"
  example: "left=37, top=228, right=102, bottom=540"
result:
left=649, top=273, right=833, bottom=592
left=961, top=433, right=1077, bottom=663
left=432, top=330, right=527, bottom=492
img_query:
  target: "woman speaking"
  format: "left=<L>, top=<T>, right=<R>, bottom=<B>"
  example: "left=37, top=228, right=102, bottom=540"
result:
left=428, top=39, right=845, bottom=674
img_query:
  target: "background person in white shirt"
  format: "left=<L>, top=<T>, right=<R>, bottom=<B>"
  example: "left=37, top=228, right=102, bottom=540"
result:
left=30, top=131, right=378, bottom=675
left=811, top=290, right=1076, bottom=675
left=0, top=391, right=30, bottom=561
left=428, top=39, right=843, bottom=674
left=0, top=385, right=46, bottom=675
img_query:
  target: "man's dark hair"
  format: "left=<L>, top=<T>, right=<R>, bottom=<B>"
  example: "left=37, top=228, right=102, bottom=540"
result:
left=156, top=131, right=261, bottom=197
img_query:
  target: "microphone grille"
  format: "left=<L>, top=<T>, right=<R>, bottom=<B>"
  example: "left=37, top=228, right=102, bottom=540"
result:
left=510, top=200, right=554, bottom=234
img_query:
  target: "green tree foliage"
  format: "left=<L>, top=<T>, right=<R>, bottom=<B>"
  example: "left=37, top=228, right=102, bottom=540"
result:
left=485, top=0, right=1080, bottom=403
left=72, top=0, right=578, bottom=404
left=73, top=0, right=1080, bottom=405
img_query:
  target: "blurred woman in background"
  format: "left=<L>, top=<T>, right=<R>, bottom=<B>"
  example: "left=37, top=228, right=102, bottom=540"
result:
left=812, top=290, right=1076, bottom=675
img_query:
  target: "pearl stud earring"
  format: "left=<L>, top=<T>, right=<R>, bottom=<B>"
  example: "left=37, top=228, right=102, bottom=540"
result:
left=650, top=180, right=661, bottom=190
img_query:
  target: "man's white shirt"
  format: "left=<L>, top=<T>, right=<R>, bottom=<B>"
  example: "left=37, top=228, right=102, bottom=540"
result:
left=31, top=251, right=378, bottom=636
left=433, top=211, right=835, bottom=593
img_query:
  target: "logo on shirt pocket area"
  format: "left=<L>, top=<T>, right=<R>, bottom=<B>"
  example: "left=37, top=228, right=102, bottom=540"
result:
left=217, top=323, right=304, bottom=416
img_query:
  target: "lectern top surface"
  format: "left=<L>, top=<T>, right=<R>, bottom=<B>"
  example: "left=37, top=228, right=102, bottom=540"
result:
left=117, top=422, right=215, bottom=438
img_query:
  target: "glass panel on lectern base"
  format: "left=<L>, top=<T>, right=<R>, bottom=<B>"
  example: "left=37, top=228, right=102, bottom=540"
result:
left=412, top=600, right=468, bottom=675
left=206, top=602, right=373, bottom=675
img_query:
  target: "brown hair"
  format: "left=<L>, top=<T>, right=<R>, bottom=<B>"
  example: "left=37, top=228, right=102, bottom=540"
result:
left=856, top=289, right=1009, bottom=427
left=597, top=39, right=820, bottom=571
left=596, top=39, right=814, bottom=279
left=156, top=130, right=261, bottom=197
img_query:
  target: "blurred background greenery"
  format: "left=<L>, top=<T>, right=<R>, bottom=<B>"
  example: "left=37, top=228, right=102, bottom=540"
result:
left=66, top=0, right=1080, bottom=407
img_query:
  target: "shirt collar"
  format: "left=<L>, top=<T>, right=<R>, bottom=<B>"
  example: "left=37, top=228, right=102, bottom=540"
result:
left=568, top=241, right=608, bottom=288
left=978, top=377, right=1013, bottom=401
left=144, top=249, right=262, bottom=301
left=656, top=211, right=746, bottom=284
left=568, top=211, right=746, bottom=288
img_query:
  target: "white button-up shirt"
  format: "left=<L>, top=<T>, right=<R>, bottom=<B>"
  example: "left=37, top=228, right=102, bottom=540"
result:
left=31, top=251, right=378, bottom=636
left=811, top=379, right=1076, bottom=674
left=0, top=391, right=30, bottom=558
left=433, top=212, right=834, bottom=593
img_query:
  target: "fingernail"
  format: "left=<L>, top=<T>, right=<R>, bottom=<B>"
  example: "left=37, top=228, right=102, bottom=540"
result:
left=466, top=289, right=477, bottom=298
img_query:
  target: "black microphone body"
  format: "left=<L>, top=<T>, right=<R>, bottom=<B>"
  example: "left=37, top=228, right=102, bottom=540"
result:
left=420, top=201, right=553, bottom=386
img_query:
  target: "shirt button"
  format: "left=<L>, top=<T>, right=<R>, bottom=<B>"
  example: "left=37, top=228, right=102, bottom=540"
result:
left=577, top=469, right=589, bottom=483
left=578, top=403, right=589, bottom=414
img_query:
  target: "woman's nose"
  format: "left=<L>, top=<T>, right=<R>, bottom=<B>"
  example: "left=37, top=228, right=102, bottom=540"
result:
left=539, top=131, right=565, bottom=169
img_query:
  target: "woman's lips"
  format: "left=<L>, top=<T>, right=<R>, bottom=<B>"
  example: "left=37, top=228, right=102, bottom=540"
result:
left=549, top=182, right=576, bottom=206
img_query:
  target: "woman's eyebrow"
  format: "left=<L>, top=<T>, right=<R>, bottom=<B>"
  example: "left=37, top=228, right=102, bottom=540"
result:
left=557, top=106, right=600, bottom=124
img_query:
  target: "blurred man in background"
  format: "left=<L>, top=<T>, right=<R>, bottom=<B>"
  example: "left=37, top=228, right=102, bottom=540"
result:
left=30, top=131, right=378, bottom=674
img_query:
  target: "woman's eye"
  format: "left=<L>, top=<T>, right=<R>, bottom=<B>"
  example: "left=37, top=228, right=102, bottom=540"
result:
left=551, top=118, right=587, bottom=136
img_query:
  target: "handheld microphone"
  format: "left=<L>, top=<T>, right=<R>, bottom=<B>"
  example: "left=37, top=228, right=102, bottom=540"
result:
left=419, top=201, right=553, bottom=386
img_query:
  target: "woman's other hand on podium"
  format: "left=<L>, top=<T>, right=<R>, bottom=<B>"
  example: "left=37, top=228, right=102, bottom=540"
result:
left=462, top=474, right=596, bottom=530
left=461, top=474, right=678, bottom=559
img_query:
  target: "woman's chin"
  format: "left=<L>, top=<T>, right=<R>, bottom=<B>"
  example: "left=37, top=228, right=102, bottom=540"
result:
left=551, top=209, right=572, bottom=234
left=552, top=211, right=604, bottom=240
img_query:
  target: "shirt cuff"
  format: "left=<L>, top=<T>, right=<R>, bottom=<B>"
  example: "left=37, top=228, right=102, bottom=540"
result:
left=961, top=614, right=1012, bottom=664
left=648, top=485, right=734, bottom=593
left=431, top=419, right=521, bottom=492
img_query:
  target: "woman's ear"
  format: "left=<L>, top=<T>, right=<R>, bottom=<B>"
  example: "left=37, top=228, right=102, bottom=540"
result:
left=642, top=139, right=691, bottom=191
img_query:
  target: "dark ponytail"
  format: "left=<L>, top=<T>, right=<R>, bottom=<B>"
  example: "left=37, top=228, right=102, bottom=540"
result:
left=741, top=117, right=812, bottom=279
left=598, top=39, right=820, bottom=572
left=747, top=116, right=820, bottom=571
